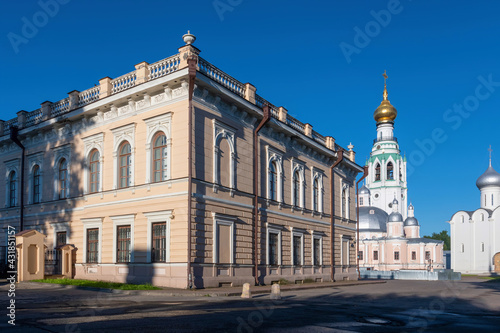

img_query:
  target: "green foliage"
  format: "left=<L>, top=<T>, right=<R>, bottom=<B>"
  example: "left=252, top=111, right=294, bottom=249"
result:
left=303, top=278, right=315, bottom=284
left=277, top=278, right=291, bottom=285
left=423, top=230, right=450, bottom=251
left=32, top=278, right=161, bottom=290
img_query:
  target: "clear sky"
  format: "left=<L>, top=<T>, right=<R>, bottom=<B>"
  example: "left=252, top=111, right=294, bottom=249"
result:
left=1, top=0, right=499, bottom=236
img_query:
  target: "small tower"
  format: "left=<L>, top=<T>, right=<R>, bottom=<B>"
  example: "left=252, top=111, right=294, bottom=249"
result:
left=387, top=197, right=404, bottom=238
left=359, top=185, right=371, bottom=207
left=476, top=146, right=500, bottom=210
left=404, top=203, right=420, bottom=238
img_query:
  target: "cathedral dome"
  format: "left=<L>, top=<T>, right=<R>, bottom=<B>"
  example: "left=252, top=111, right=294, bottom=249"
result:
left=359, top=206, right=388, bottom=232
left=476, top=165, right=500, bottom=189
left=388, top=212, right=403, bottom=222
left=404, top=217, right=419, bottom=226
left=359, top=185, right=370, bottom=195
left=374, top=72, right=397, bottom=124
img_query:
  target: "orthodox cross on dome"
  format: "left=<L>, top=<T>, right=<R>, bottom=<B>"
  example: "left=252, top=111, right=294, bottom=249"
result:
left=489, top=145, right=493, bottom=166
left=382, top=70, right=388, bottom=100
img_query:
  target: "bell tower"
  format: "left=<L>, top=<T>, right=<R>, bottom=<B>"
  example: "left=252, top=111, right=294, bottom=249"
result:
left=365, top=72, right=408, bottom=218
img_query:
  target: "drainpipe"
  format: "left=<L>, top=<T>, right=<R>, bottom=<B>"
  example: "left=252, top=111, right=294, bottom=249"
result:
left=356, top=166, right=368, bottom=279
left=10, top=126, right=25, bottom=232
left=187, top=57, right=197, bottom=289
left=329, top=149, right=344, bottom=282
left=253, top=104, right=270, bottom=285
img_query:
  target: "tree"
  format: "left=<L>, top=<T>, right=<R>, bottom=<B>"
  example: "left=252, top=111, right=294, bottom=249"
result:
left=423, top=230, right=450, bottom=251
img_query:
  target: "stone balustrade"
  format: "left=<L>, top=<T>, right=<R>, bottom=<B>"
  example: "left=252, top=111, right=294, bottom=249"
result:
left=1, top=50, right=340, bottom=153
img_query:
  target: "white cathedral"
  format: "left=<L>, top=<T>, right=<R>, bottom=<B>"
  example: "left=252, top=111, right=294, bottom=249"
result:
left=448, top=152, right=500, bottom=273
left=358, top=74, right=444, bottom=271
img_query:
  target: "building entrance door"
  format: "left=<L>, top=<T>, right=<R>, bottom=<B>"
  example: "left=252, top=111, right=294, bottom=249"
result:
left=494, top=252, right=500, bottom=273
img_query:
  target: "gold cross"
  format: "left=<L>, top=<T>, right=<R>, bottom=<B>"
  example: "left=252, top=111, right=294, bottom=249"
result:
left=383, top=70, right=388, bottom=86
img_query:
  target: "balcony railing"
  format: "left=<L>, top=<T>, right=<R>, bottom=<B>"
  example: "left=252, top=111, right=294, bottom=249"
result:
left=374, top=136, right=397, bottom=144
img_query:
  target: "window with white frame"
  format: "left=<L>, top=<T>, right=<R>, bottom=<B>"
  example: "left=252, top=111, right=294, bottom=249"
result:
left=312, top=234, right=323, bottom=266
left=81, top=218, right=103, bottom=264
left=52, top=145, right=71, bottom=201
left=311, top=169, right=324, bottom=213
left=144, top=210, right=173, bottom=263
left=213, top=120, right=236, bottom=190
left=28, top=152, right=43, bottom=204
left=82, top=133, right=104, bottom=194
left=266, top=225, right=282, bottom=266
left=4, top=159, right=19, bottom=208
left=111, top=214, right=135, bottom=263
left=144, top=113, right=172, bottom=184
left=112, top=124, right=136, bottom=189
left=212, top=212, right=236, bottom=264
left=50, top=222, right=70, bottom=249
left=266, top=146, right=283, bottom=203
left=291, top=159, right=305, bottom=208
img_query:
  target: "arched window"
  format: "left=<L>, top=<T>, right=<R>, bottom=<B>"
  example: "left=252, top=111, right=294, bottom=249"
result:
left=269, top=162, right=277, bottom=201
left=313, top=178, right=319, bottom=211
left=9, top=171, right=17, bottom=207
left=89, top=149, right=100, bottom=193
left=119, top=142, right=131, bottom=189
left=293, top=171, right=300, bottom=207
left=59, top=159, right=68, bottom=199
left=461, top=215, right=464, bottom=223
left=387, top=162, right=394, bottom=180
left=480, top=213, right=484, bottom=221
left=492, top=194, right=494, bottom=207
left=375, top=163, right=381, bottom=181
left=153, top=133, right=167, bottom=183
left=461, top=243, right=465, bottom=253
left=399, top=165, right=402, bottom=180
left=33, top=165, right=41, bottom=204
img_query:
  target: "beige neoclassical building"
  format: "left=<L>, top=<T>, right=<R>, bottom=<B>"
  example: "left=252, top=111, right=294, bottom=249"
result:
left=0, top=33, right=364, bottom=288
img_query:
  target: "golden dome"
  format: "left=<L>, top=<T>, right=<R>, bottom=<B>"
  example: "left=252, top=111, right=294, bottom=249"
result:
left=373, top=72, right=397, bottom=123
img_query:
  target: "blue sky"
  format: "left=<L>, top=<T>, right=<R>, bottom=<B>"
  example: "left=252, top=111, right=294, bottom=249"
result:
left=1, top=0, right=499, bottom=236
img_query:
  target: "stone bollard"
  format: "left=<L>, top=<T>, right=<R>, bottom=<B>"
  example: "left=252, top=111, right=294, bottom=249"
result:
left=270, top=283, right=281, bottom=300
left=241, top=283, right=251, bottom=298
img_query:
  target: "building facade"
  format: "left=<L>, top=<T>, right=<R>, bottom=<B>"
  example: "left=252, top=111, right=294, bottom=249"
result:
left=358, top=76, right=444, bottom=271
left=448, top=154, right=500, bottom=273
left=0, top=33, right=363, bottom=288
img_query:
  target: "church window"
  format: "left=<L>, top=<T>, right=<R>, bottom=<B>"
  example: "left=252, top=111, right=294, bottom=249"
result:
left=481, top=243, right=485, bottom=252
left=492, top=194, right=494, bottom=207
left=119, top=141, right=132, bottom=189
left=387, top=162, right=394, bottom=180
left=394, top=251, right=400, bottom=260
left=411, top=251, right=416, bottom=260
left=375, top=163, right=380, bottom=181
left=399, top=165, right=402, bottom=180
left=358, top=251, right=363, bottom=260
left=461, top=216, right=464, bottom=223
left=425, top=251, right=431, bottom=260
left=89, top=149, right=100, bottom=193
left=373, top=250, right=378, bottom=260
left=461, top=244, right=464, bottom=253
left=480, top=214, right=484, bottom=221
left=359, top=197, right=364, bottom=206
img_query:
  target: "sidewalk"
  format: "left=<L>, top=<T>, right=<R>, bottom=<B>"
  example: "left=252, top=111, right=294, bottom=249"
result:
left=14, top=279, right=386, bottom=297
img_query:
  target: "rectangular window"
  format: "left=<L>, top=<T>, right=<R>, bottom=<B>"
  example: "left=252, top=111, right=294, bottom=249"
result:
left=359, top=197, right=363, bottom=206
left=56, top=232, right=67, bottom=247
left=425, top=251, right=431, bottom=260
left=411, top=251, right=416, bottom=260
left=117, top=225, right=131, bottom=263
left=394, top=251, right=400, bottom=260
left=293, top=235, right=302, bottom=266
left=373, top=250, right=379, bottom=260
left=358, top=251, right=363, bottom=260
left=87, top=228, right=99, bottom=263
left=33, top=173, right=40, bottom=204
left=151, top=223, right=166, bottom=262
left=313, top=238, right=321, bottom=266
left=269, top=232, right=279, bottom=266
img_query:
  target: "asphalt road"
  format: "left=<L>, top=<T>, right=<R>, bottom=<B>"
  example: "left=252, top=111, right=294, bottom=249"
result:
left=1, top=277, right=499, bottom=332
